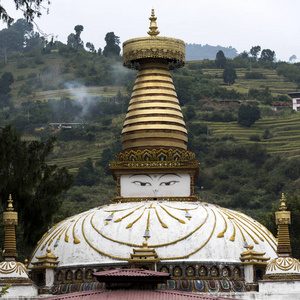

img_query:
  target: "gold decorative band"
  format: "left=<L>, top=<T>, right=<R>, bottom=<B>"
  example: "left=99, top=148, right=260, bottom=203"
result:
left=123, top=36, right=185, bottom=70
left=111, top=196, right=200, bottom=203
left=121, top=132, right=188, bottom=143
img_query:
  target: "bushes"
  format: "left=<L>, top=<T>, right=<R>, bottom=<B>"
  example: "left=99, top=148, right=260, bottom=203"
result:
left=56, top=127, right=96, bottom=142
left=200, top=111, right=236, bottom=122
left=249, top=134, right=261, bottom=141
left=245, top=72, right=265, bottom=79
left=238, top=104, right=260, bottom=127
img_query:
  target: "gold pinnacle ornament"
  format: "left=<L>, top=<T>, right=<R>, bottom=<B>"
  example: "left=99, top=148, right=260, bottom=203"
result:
left=148, top=9, right=160, bottom=36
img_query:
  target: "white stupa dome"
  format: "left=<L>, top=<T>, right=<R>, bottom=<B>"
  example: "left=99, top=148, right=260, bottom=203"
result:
left=29, top=201, right=277, bottom=269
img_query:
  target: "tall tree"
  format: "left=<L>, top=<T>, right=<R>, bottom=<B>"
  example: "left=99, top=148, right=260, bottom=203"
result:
left=260, top=49, right=275, bottom=62
left=215, top=50, right=227, bottom=68
left=0, top=72, right=14, bottom=109
left=0, top=125, right=73, bottom=245
left=75, top=158, right=99, bottom=186
left=0, top=18, right=41, bottom=60
left=223, top=66, right=237, bottom=85
left=67, top=25, right=84, bottom=50
left=239, top=51, right=249, bottom=59
left=103, top=32, right=121, bottom=57
left=0, top=0, right=50, bottom=26
left=250, top=45, right=261, bottom=60
left=289, top=55, right=297, bottom=63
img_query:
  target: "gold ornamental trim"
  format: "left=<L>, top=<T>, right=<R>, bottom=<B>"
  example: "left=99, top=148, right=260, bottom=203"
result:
left=137, top=68, right=171, bottom=76
left=129, top=97, right=180, bottom=105
left=122, top=140, right=187, bottom=150
left=123, top=116, right=186, bottom=126
left=242, top=261, right=268, bottom=266
left=123, top=37, right=185, bottom=70
left=3, top=212, right=18, bottom=225
left=114, top=148, right=196, bottom=162
left=128, top=102, right=181, bottom=110
left=125, top=109, right=183, bottom=118
left=263, top=273, right=300, bottom=280
left=131, top=88, right=178, bottom=97
left=240, top=244, right=270, bottom=265
left=266, top=257, right=300, bottom=273
left=133, top=81, right=175, bottom=89
left=135, top=75, right=173, bottom=83
left=122, top=133, right=188, bottom=143
left=0, top=261, right=28, bottom=276
left=111, top=196, right=200, bottom=203
left=122, top=124, right=187, bottom=134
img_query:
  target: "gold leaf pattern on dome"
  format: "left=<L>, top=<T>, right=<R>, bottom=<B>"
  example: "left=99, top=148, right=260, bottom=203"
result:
left=266, top=257, right=300, bottom=273
left=219, top=208, right=276, bottom=251
left=29, top=202, right=278, bottom=264
left=0, top=261, right=28, bottom=276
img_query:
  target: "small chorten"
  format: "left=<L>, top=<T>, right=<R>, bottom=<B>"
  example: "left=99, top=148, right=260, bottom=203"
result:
left=2, top=194, right=18, bottom=260
left=275, top=193, right=292, bottom=255
left=0, top=195, right=38, bottom=297
left=262, top=194, right=300, bottom=284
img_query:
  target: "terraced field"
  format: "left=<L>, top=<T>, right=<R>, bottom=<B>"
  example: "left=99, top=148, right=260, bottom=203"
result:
left=200, top=115, right=300, bottom=158
left=201, top=68, right=297, bottom=95
left=35, top=86, right=126, bottom=101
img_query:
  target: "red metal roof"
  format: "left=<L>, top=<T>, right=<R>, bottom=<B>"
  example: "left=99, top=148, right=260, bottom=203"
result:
left=93, top=268, right=170, bottom=277
left=37, top=289, right=239, bottom=300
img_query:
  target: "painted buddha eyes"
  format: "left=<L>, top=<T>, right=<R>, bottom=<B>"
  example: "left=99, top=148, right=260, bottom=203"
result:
left=159, top=181, right=179, bottom=186
left=132, top=181, right=151, bottom=186
left=132, top=181, right=179, bottom=186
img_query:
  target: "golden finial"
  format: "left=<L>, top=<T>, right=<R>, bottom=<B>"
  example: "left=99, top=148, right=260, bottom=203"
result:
left=279, top=193, right=287, bottom=211
left=148, top=9, right=160, bottom=36
left=7, top=194, right=14, bottom=211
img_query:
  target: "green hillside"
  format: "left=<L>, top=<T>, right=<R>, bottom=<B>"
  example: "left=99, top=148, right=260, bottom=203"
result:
left=200, top=115, right=300, bottom=157
left=1, top=37, right=300, bottom=232
left=201, top=68, right=298, bottom=94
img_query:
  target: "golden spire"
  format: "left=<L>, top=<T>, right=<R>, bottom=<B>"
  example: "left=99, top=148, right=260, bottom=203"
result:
left=275, top=193, right=292, bottom=256
left=2, top=194, right=18, bottom=260
left=148, top=9, right=160, bottom=36
left=121, top=9, right=187, bottom=151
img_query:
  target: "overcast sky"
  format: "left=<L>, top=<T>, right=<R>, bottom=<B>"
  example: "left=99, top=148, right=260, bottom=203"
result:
left=1, top=0, right=300, bottom=62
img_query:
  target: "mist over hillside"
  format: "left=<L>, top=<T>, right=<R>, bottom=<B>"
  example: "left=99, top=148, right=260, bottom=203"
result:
left=186, top=43, right=238, bottom=60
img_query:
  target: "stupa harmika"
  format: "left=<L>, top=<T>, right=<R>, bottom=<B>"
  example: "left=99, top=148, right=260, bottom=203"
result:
left=1, top=9, right=300, bottom=300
